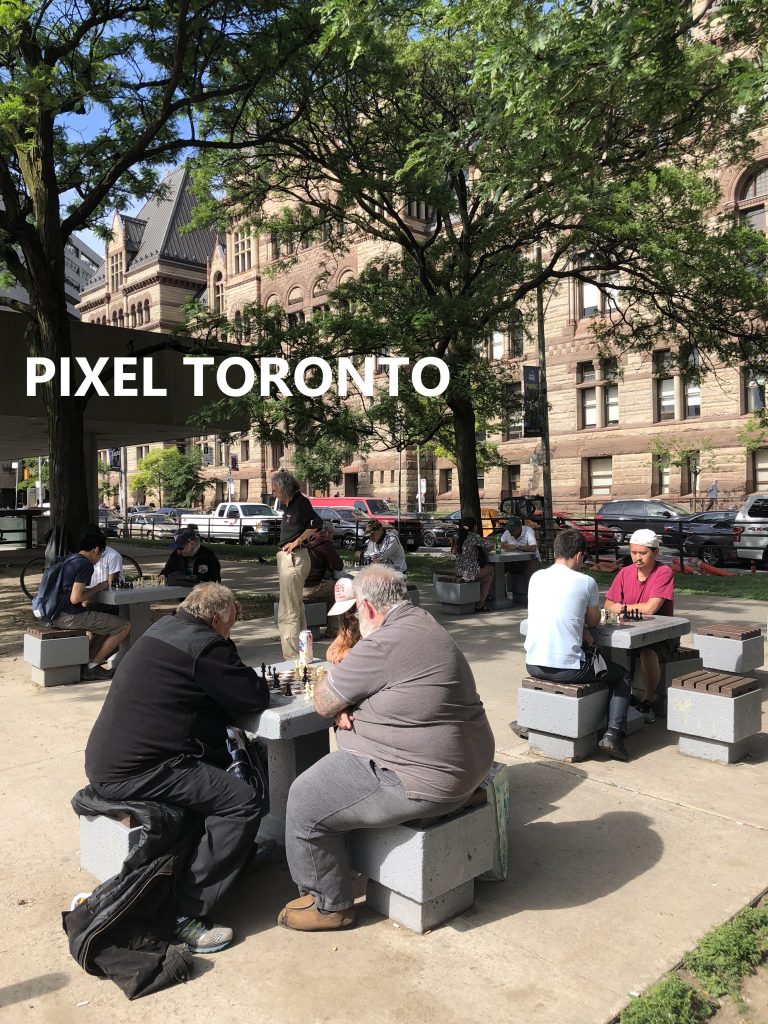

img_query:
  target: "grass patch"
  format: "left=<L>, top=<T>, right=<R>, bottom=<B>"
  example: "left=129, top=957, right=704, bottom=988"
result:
left=405, top=553, right=454, bottom=583
left=587, top=569, right=768, bottom=601
left=683, top=906, right=768, bottom=1005
left=620, top=975, right=713, bottom=1024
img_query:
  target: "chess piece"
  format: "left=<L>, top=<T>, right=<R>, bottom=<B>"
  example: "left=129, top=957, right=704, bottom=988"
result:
left=302, top=665, right=309, bottom=685
left=261, top=662, right=266, bottom=679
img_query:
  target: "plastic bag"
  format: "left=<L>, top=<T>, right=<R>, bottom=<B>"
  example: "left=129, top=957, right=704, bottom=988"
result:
left=479, top=762, right=509, bottom=881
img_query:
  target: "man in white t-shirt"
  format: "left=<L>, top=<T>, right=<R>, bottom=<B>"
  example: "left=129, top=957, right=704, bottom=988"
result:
left=521, top=527, right=632, bottom=761
left=90, top=545, right=124, bottom=586
left=500, top=516, right=540, bottom=600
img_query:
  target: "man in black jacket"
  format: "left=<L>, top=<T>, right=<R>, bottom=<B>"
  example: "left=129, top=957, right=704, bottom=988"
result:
left=84, top=583, right=269, bottom=954
left=159, top=529, right=221, bottom=585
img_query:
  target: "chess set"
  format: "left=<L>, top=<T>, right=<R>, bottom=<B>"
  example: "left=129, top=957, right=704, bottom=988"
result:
left=256, top=660, right=325, bottom=700
left=599, top=608, right=653, bottom=626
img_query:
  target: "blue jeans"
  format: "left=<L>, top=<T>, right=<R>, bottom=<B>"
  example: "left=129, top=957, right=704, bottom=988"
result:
left=526, top=648, right=631, bottom=734
left=285, top=751, right=468, bottom=911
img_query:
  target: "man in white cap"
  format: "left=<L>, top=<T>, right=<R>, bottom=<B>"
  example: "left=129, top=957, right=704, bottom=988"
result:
left=603, top=528, right=677, bottom=723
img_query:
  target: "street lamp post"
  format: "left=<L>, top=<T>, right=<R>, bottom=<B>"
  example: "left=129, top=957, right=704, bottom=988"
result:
left=535, top=244, right=555, bottom=563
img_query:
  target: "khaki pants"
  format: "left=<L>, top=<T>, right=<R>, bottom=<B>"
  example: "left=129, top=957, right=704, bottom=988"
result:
left=277, top=549, right=310, bottom=659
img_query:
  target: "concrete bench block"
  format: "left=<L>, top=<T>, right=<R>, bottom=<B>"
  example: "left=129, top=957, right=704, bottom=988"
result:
left=80, top=814, right=143, bottom=882
left=667, top=687, right=762, bottom=744
left=631, top=653, right=704, bottom=698
left=527, top=729, right=597, bottom=762
left=693, top=633, right=765, bottom=674
left=366, top=879, right=474, bottom=934
left=30, top=664, right=83, bottom=687
left=433, top=577, right=481, bottom=607
left=24, top=633, right=90, bottom=670
left=517, top=686, right=608, bottom=739
left=348, top=803, right=494, bottom=931
left=678, top=735, right=753, bottom=764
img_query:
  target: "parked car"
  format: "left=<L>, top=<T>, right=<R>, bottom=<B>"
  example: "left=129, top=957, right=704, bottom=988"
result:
left=440, top=507, right=509, bottom=538
left=661, top=510, right=737, bottom=548
left=679, top=514, right=739, bottom=567
left=156, top=507, right=197, bottom=520
left=594, top=499, right=693, bottom=544
left=308, top=497, right=424, bottom=551
left=314, top=506, right=370, bottom=549
left=407, top=512, right=455, bottom=547
left=98, top=509, right=123, bottom=537
left=126, top=512, right=180, bottom=539
left=733, top=494, right=768, bottom=567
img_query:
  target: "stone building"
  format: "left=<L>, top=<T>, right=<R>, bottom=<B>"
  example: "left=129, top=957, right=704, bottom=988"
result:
left=80, top=151, right=768, bottom=514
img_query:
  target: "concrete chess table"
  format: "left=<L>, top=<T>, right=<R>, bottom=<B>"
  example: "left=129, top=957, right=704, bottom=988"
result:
left=487, top=551, right=533, bottom=609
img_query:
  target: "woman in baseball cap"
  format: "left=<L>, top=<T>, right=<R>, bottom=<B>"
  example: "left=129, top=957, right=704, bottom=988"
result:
left=326, top=575, right=361, bottom=664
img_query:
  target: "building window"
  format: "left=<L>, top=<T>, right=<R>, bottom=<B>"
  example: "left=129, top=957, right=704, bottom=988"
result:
left=681, top=453, right=700, bottom=495
left=390, top=470, right=395, bottom=483
left=406, top=199, right=434, bottom=221
left=111, top=311, right=117, bottom=326
left=439, top=468, right=453, bottom=493
left=754, top=448, right=768, bottom=489
left=506, top=463, right=521, bottom=493
left=490, top=331, right=505, bottom=360
left=745, top=374, right=766, bottom=412
left=270, top=440, right=284, bottom=469
left=655, top=377, right=675, bottom=420
left=604, top=384, right=619, bottom=425
left=270, top=234, right=280, bottom=261
left=117, top=309, right=124, bottom=327
left=581, top=281, right=601, bottom=318
left=684, top=380, right=701, bottom=418
left=652, top=456, right=670, bottom=495
left=240, top=439, right=250, bottom=463
left=577, top=361, right=596, bottom=383
left=588, top=456, right=612, bottom=495
left=580, top=387, right=597, bottom=429
left=213, top=272, right=224, bottom=314
left=137, top=303, right=143, bottom=326
left=502, top=381, right=523, bottom=441
left=738, top=166, right=768, bottom=231
left=143, top=299, right=150, bottom=323
left=130, top=305, right=136, bottom=328
left=109, top=252, right=123, bottom=292
left=477, top=469, right=485, bottom=490
left=135, top=445, right=149, bottom=463
left=233, top=230, right=252, bottom=274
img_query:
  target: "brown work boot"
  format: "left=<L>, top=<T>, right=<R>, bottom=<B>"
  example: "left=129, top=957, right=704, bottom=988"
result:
left=277, top=894, right=356, bottom=931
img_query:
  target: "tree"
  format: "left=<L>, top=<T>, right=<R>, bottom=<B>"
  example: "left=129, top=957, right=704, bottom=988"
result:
left=649, top=436, right=716, bottom=504
left=130, top=447, right=204, bottom=508
left=0, top=0, right=320, bottom=545
left=192, top=0, right=768, bottom=520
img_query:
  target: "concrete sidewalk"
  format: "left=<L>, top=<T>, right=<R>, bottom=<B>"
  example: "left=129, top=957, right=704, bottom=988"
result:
left=1, top=567, right=767, bottom=1024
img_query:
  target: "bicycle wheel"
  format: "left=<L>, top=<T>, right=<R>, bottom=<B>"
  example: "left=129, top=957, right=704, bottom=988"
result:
left=20, top=557, right=47, bottom=600
left=121, top=554, right=143, bottom=581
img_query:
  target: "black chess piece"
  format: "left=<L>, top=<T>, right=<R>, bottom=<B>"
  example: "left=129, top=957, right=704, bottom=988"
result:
left=284, top=681, right=293, bottom=697
left=261, top=662, right=266, bottom=678
left=302, top=666, right=309, bottom=685
left=638, top=611, right=643, bottom=621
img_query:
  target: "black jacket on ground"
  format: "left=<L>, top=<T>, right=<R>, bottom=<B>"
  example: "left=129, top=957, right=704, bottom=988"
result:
left=161, top=545, right=221, bottom=583
left=85, top=609, right=269, bottom=783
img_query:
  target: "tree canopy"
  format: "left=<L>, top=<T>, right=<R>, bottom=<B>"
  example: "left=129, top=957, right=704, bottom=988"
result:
left=0, top=0, right=320, bottom=543
left=191, top=0, right=768, bottom=518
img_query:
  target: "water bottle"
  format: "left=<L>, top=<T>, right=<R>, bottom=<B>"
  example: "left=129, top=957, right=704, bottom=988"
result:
left=495, top=533, right=501, bottom=554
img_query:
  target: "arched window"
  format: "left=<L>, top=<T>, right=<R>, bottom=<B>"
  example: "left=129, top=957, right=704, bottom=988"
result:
left=137, top=302, right=143, bottom=326
left=111, top=311, right=117, bottom=326
left=143, top=299, right=150, bottom=323
left=130, top=304, right=136, bottom=327
left=264, top=294, right=279, bottom=307
left=312, top=278, right=327, bottom=298
left=213, top=272, right=224, bottom=313
left=737, top=165, right=768, bottom=231
left=287, top=286, right=303, bottom=305
left=117, top=309, right=124, bottom=327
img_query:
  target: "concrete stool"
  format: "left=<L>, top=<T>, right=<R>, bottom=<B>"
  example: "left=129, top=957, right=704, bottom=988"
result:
left=433, top=574, right=481, bottom=615
left=272, top=601, right=326, bottom=640
left=620, top=647, right=704, bottom=712
left=406, top=583, right=421, bottom=607
left=80, top=813, right=143, bottom=882
left=667, top=670, right=761, bottom=763
left=517, top=677, right=608, bottom=761
left=348, top=801, right=495, bottom=933
left=693, top=625, right=764, bottom=674
left=24, top=626, right=90, bottom=687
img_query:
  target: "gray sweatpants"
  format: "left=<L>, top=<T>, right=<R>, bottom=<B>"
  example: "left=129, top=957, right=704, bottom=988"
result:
left=285, top=750, right=468, bottom=911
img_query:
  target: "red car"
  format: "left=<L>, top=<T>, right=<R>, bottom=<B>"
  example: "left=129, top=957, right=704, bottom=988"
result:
left=552, top=512, right=618, bottom=553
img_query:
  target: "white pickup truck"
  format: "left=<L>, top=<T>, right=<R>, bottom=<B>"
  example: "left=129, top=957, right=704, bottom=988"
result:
left=181, top=502, right=282, bottom=546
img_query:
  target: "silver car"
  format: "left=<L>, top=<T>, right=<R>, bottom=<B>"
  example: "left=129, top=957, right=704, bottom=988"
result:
left=126, top=512, right=180, bottom=539
left=314, top=506, right=370, bottom=550
left=733, top=494, right=768, bottom=566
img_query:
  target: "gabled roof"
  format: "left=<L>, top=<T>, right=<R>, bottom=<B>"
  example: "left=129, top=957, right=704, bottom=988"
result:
left=80, top=166, right=216, bottom=295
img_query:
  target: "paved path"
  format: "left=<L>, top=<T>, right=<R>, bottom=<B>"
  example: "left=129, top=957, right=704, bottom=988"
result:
left=0, top=559, right=766, bottom=1023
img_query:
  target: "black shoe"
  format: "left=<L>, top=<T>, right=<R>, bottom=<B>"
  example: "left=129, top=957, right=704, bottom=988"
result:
left=638, top=700, right=656, bottom=724
left=599, top=728, right=629, bottom=762
left=509, top=720, right=529, bottom=740
left=81, top=665, right=114, bottom=681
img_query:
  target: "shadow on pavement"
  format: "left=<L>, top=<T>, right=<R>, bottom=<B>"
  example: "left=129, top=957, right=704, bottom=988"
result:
left=0, top=972, right=69, bottom=1009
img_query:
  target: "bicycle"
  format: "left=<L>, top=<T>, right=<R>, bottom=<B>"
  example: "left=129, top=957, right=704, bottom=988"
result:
left=20, top=552, right=143, bottom=600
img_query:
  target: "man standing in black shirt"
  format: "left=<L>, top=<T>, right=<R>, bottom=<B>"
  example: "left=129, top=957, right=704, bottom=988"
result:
left=84, top=583, right=270, bottom=954
left=273, top=469, right=321, bottom=659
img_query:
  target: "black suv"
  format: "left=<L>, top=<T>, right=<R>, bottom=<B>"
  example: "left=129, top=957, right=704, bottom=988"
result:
left=594, top=499, right=692, bottom=544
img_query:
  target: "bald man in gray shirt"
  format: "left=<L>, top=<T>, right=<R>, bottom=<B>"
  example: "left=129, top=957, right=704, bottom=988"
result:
left=277, top=565, right=495, bottom=932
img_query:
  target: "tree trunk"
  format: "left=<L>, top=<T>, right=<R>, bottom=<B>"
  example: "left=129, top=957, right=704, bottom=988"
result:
left=450, top=396, right=481, bottom=523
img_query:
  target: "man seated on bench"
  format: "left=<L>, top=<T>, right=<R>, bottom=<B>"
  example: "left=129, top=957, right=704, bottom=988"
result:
left=278, top=564, right=495, bottom=932
left=522, top=528, right=633, bottom=762
left=51, top=527, right=131, bottom=681
left=603, top=528, right=677, bottom=724
left=83, top=583, right=270, bottom=954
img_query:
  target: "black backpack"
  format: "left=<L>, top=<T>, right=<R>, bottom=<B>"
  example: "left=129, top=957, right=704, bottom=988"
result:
left=31, top=553, right=77, bottom=625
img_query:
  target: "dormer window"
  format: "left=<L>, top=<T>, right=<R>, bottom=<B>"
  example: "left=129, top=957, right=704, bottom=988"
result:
left=109, top=252, right=124, bottom=292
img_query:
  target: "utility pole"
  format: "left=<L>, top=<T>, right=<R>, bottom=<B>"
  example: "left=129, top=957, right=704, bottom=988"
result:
left=535, top=244, right=555, bottom=563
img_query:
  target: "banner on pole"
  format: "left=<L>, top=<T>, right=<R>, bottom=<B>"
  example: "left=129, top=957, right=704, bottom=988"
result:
left=523, top=366, right=542, bottom=437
